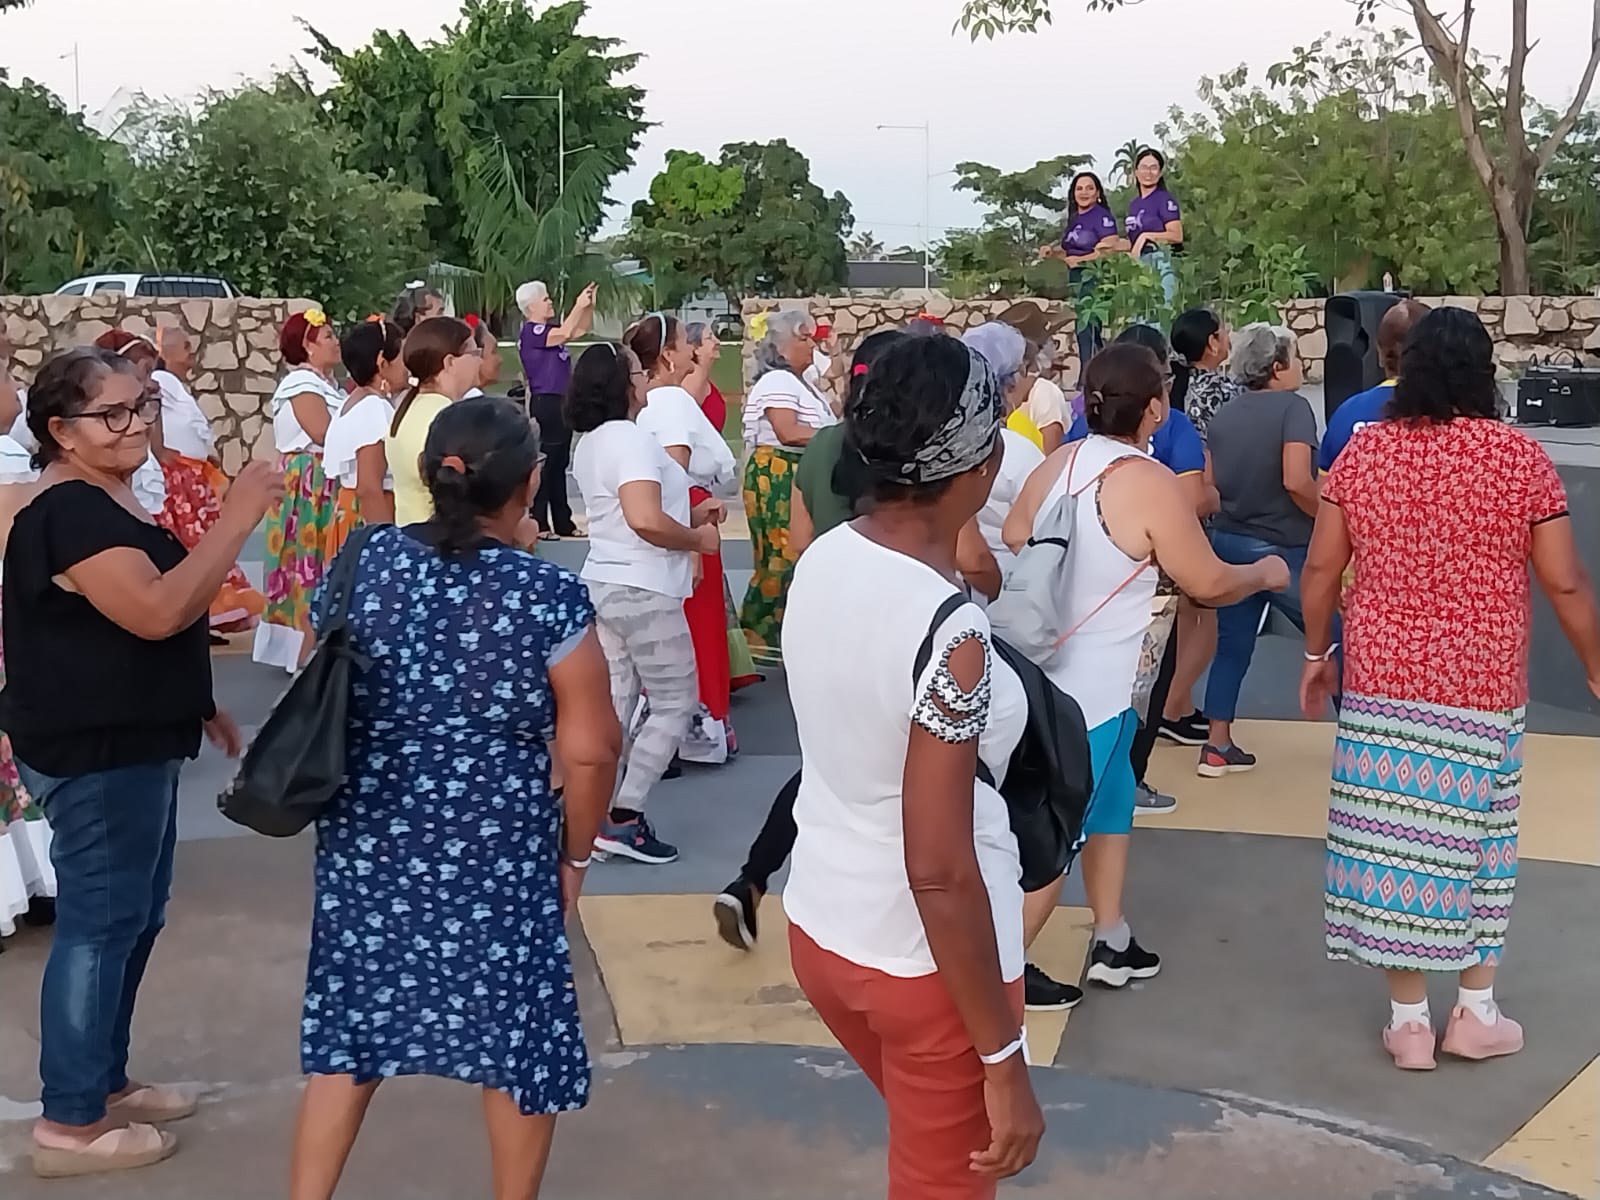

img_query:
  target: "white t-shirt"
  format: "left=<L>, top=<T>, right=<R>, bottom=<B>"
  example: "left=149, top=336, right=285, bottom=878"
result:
left=802, top=347, right=832, bottom=390
left=635, top=385, right=737, bottom=495
left=978, top=428, right=1046, bottom=579
left=152, top=370, right=215, bottom=461
left=572, top=419, right=694, bottom=600
left=1026, top=377, right=1069, bottom=436
left=781, top=524, right=1025, bottom=981
left=742, top=370, right=837, bottom=450
left=271, top=368, right=345, bottom=453
left=323, top=391, right=395, bottom=489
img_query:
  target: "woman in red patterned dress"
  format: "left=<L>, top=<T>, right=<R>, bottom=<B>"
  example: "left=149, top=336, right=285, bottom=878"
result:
left=1300, top=306, right=1600, bottom=1071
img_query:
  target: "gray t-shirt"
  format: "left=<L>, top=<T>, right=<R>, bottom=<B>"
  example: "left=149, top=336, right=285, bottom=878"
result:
left=1207, top=389, right=1320, bottom=547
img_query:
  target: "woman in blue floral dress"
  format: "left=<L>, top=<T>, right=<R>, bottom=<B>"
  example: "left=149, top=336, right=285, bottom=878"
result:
left=290, top=397, right=621, bottom=1200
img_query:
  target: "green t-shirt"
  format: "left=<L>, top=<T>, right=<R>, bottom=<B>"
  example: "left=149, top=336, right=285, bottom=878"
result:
left=794, top=423, right=854, bottom=536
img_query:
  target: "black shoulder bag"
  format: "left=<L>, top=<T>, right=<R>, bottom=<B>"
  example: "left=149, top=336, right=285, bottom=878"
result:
left=218, top=523, right=381, bottom=837
left=914, top=593, right=1094, bottom=893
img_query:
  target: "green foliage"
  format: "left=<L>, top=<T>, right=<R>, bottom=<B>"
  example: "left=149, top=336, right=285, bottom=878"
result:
left=1155, top=30, right=1499, bottom=295
left=0, top=70, right=122, bottom=292
left=111, top=83, right=431, bottom=317
left=623, top=140, right=852, bottom=309
left=1528, top=109, right=1600, bottom=294
left=308, top=0, right=646, bottom=267
left=936, top=155, right=1092, bottom=299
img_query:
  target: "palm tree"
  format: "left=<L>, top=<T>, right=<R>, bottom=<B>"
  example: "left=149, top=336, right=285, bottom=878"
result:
left=848, top=229, right=885, bottom=261
left=1111, top=139, right=1144, bottom=189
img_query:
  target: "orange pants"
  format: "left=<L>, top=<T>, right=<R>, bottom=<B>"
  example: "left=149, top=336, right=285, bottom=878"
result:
left=788, top=924, right=1025, bottom=1200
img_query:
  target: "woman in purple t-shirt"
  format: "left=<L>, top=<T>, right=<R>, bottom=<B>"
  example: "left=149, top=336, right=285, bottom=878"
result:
left=1125, top=149, right=1185, bottom=302
left=516, top=279, right=597, bottom=538
left=1040, top=171, right=1127, bottom=367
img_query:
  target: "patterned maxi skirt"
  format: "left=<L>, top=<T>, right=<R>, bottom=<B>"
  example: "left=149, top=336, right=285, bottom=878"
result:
left=252, top=451, right=338, bottom=672
left=0, top=589, right=55, bottom=935
left=738, top=446, right=801, bottom=667
left=322, top=486, right=364, bottom=563
left=158, top=454, right=266, bottom=633
left=1324, top=693, right=1522, bottom=971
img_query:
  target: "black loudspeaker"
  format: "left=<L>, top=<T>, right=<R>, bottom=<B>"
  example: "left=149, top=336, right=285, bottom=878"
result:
left=1324, top=291, right=1406, bottom=421
left=1518, top=361, right=1600, bottom=427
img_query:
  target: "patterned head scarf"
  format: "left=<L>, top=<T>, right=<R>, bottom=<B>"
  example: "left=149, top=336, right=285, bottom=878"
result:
left=862, top=341, right=1002, bottom=487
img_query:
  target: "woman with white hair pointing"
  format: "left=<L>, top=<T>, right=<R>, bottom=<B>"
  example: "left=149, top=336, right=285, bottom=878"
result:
left=517, top=279, right=598, bottom=539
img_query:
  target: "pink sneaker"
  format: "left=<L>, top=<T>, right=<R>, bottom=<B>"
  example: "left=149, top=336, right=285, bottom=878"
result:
left=1382, top=1021, right=1437, bottom=1070
left=1441, top=1006, right=1524, bottom=1061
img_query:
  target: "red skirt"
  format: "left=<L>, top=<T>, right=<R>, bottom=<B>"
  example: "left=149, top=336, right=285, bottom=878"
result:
left=157, top=455, right=266, bottom=633
left=685, top=486, right=730, bottom=721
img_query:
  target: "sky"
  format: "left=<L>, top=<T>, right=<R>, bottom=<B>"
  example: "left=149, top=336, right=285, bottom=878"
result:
left=4, top=0, right=1598, bottom=248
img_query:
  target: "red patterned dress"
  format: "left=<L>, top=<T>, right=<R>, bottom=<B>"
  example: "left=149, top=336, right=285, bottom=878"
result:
left=1321, top=417, right=1568, bottom=973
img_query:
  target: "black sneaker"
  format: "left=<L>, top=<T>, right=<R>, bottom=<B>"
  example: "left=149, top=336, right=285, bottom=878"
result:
left=713, top=878, right=760, bottom=950
left=1024, top=962, right=1084, bottom=1011
left=1158, top=711, right=1209, bottom=746
left=1085, top=938, right=1162, bottom=989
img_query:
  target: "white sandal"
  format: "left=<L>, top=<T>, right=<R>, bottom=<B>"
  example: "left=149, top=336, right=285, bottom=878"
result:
left=32, top=1122, right=178, bottom=1178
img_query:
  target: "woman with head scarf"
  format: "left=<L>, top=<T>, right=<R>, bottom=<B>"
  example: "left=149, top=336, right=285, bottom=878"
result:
left=738, top=310, right=836, bottom=665
left=783, top=333, right=1043, bottom=1197
left=252, top=309, right=346, bottom=672
left=1302, top=306, right=1600, bottom=1070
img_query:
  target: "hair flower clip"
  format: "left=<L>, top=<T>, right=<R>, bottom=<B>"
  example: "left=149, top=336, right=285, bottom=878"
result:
left=304, top=308, right=328, bottom=328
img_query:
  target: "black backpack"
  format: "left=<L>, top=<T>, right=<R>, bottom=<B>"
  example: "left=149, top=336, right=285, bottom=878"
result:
left=914, top=593, right=1094, bottom=893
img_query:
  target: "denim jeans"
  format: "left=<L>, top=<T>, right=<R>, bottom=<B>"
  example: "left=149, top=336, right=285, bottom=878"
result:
left=1202, top=531, right=1309, bottom=724
left=17, top=759, right=181, bottom=1126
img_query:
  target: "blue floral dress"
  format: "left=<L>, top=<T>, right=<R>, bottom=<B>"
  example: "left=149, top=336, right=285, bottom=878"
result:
left=300, top=525, right=595, bottom=1115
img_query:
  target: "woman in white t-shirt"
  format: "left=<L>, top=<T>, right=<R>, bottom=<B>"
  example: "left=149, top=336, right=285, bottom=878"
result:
left=568, top=343, right=723, bottom=867
left=626, top=314, right=739, bottom=766
left=323, top=320, right=407, bottom=554
left=784, top=335, right=1043, bottom=1199
left=737, top=310, right=836, bottom=665
left=252, top=308, right=346, bottom=672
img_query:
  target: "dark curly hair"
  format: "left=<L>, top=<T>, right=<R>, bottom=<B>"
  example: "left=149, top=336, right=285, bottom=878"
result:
left=341, top=320, right=403, bottom=388
left=844, top=333, right=972, bottom=506
left=26, top=347, right=139, bottom=469
left=831, top=329, right=910, bottom=509
left=1083, top=343, right=1165, bottom=440
left=1389, top=306, right=1499, bottom=424
left=422, top=396, right=541, bottom=556
left=564, top=343, right=633, bottom=433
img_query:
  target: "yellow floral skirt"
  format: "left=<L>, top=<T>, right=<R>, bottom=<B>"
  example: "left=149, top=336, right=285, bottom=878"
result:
left=738, top=446, right=801, bottom=666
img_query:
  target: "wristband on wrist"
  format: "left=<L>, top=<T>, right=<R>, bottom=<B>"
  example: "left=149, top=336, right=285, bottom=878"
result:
left=978, top=1034, right=1025, bottom=1066
left=1304, top=642, right=1340, bottom=663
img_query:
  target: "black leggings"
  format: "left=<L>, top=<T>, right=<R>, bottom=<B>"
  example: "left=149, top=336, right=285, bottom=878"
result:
left=528, top=391, right=575, bottom=536
left=1129, top=619, right=1180, bottom=786
left=740, top=769, right=800, bottom=892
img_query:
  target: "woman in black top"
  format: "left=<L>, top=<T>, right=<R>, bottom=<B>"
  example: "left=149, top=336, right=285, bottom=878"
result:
left=1, top=348, right=281, bottom=1179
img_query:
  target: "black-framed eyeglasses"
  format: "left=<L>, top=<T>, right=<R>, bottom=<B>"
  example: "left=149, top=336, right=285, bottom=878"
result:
left=65, top=396, right=161, bottom=434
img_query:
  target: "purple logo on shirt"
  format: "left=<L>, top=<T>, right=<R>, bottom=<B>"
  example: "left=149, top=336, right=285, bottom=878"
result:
left=1126, top=188, right=1181, bottom=239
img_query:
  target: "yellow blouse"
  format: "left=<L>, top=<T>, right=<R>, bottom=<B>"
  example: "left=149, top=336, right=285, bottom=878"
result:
left=384, top=393, right=453, bottom=528
left=1006, top=407, right=1045, bottom=451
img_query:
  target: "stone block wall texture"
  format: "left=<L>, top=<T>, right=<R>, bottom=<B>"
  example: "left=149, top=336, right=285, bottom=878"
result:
left=1, top=294, right=315, bottom=476
left=744, top=294, right=1600, bottom=391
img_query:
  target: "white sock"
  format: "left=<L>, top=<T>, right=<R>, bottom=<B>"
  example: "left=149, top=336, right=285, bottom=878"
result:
left=1096, top=918, right=1131, bottom=953
left=1457, top=984, right=1498, bottom=1023
left=1389, top=999, right=1431, bottom=1031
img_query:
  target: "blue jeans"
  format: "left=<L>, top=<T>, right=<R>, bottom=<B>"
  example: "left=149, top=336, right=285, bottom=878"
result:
left=17, top=759, right=181, bottom=1126
left=1202, top=531, right=1309, bottom=724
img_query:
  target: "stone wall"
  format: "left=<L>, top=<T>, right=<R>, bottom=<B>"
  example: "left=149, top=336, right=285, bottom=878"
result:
left=1, top=294, right=315, bottom=474
left=746, top=294, right=1600, bottom=390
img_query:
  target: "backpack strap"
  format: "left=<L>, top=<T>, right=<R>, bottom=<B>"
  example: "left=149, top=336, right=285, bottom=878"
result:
left=317, top=523, right=382, bottom=639
left=1052, top=450, right=1152, bottom=649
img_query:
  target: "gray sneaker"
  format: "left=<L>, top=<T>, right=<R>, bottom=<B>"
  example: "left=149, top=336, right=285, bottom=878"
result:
left=1134, top=782, right=1178, bottom=814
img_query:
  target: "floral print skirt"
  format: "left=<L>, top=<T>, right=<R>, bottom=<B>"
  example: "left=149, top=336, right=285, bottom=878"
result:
left=158, top=454, right=266, bottom=633
left=252, top=451, right=337, bottom=672
left=322, top=486, right=364, bottom=563
left=738, top=446, right=801, bottom=667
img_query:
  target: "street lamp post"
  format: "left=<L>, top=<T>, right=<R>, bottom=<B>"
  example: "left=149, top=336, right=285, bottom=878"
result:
left=876, top=122, right=932, bottom=291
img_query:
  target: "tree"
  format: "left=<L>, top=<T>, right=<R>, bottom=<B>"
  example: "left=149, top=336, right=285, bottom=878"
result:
left=111, top=82, right=431, bottom=316
left=848, top=230, right=886, bottom=260
left=957, top=0, right=1600, bottom=293
left=308, top=0, right=646, bottom=268
left=935, top=155, right=1090, bottom=297
left=1158, top=31, right=1498, bottom=294
left=624, top=141, right=852, bottom=309
left=0, top=70, right=122, bottom=292
left=1110, top=139, right=1144, bottom=188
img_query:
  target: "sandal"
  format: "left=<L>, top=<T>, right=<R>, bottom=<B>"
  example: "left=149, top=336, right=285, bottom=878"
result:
left=108, top=1084, right=198, bottom=1124
left=33, top=1123, right=177, bottom=1178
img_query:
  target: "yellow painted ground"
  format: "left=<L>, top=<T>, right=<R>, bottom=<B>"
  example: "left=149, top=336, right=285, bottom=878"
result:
left=1486, top=1056, right=1599, bottom=1199
left=1141, top=719, right=1600, bottom=867
left=578, top=893, right=1093, bottom=1064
